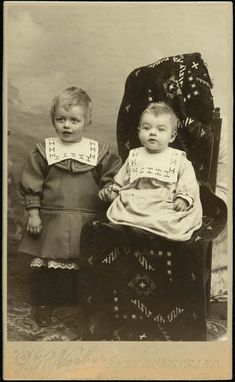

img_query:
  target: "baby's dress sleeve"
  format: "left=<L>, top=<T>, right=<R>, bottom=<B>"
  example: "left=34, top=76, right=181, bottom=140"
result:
left=175, top=156, right=200, bottom=208
left=19, top=147, right=49, bottom=210
left=111, top=158, right=131, bottom=191
left=97, top=150, right=123, bottom=189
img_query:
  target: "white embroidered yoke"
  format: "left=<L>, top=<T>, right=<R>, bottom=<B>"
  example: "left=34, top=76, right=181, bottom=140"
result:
left=107, top=146, right=203, bottom=241
left=45, top=137, right=98, bottom=166
left=129, top=147, right=184, bottom=183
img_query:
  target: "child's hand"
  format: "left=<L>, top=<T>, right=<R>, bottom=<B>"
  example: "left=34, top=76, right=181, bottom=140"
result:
left=173, top=197, right=189, bottom=212
left=27, top=215, right=42, bottom=234
left=99, top=188, right=117, bottom=203
left=27, top=209, right=42, bottom=235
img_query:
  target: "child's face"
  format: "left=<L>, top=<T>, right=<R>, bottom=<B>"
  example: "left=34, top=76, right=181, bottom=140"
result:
left=138, top=112, right=176, bottom=153
left=53, top=104, right=90, bottom=143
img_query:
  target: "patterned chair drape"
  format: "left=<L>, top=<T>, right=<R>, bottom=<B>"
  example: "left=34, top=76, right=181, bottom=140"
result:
left=80, top=53, right=227, bottom=341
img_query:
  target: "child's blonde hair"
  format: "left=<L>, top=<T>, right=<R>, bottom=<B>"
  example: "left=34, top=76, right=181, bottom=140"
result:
left=139, top=102, right=179, bottom=133
left=50, top=87, right=92, bottom=125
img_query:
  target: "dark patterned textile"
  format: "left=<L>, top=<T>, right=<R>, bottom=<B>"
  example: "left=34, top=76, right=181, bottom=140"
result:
left=79, top=183, right=227, bottom=341
left=7, top=242, right=227, bottom=341
left=117, top=53, right=214, bottom=181
left=79, top=54, right=226, bottom=341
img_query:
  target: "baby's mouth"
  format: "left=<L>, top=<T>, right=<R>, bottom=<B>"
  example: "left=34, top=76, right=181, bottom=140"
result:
left=62, top=132, right=72, bottom=136
left=149, top=139, right=158, bottom=143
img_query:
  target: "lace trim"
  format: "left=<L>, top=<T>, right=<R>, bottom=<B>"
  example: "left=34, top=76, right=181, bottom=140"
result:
left=30, top=257, right=79, bottom=270
left=48, top=261, right=79, bottom=270
left=30, top=258, right=46, bottom=268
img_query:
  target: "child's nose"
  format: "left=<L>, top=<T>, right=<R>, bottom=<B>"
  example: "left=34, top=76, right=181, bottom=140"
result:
left=64, top=120, right=71, bottom=128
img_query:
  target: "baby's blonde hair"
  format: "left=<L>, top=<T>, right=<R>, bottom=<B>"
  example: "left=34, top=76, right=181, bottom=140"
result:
left=139, top=102, right=179, bottom=134
left=50, top=87, right=92, bottom=125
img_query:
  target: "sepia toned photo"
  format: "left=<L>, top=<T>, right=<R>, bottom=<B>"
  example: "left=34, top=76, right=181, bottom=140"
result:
left=3, top=1, right=233, bottom=380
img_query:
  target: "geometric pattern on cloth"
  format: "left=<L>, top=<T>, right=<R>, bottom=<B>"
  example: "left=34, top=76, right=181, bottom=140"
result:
left=128, top=274, right=156, bottom=296
left=45, top=137, right=98, bottom=166
left=153, top=306, right=185, bottom=324
left=128, top=147, right=182, bottom=183
left=102, top=249, right=118, bottom=264
left=130, top=298, right=153, bottom=317
left=80, top=222, right=208, bottom=341
left=133, top=251, right=155, bottom=271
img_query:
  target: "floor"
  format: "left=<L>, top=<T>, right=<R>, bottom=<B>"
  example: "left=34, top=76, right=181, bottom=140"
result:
left=7, top=241, right=227, bottom=342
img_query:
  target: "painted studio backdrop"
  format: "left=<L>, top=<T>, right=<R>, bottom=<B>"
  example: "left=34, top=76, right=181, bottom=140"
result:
left=6, top=3, right=230, bottom=341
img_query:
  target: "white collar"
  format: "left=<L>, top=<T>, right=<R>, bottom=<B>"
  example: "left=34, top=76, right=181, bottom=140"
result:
left=129, top=147, right=183, bottom=183
left=45, top=137, right=99, bottom=166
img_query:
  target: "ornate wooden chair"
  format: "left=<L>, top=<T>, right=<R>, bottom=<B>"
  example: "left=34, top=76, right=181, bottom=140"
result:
left=80, top=54, right=227, bottom=341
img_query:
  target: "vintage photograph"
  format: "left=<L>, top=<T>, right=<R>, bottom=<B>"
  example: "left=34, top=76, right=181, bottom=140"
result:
left=3, top=1, right=232, bottom=380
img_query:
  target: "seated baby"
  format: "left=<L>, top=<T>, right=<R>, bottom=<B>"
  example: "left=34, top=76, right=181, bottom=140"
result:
left=99, top=102, right=203, bottom=241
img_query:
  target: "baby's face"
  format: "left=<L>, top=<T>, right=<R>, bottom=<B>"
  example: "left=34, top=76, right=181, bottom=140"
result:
left=53, top=104, right=89, bottom=143
left=138, top=112, right=176, bottom=153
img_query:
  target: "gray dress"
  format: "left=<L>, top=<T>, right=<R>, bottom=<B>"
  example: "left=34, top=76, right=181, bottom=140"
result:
left=18, top=141, right=122, bottom=261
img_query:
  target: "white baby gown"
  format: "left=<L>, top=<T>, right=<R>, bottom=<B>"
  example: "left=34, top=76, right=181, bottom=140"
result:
left=107, top=147, right=203, bottom=241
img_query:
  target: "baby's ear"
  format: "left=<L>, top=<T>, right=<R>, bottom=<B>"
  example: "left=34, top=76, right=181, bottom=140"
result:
left=170, top=131, right=177, bottom=143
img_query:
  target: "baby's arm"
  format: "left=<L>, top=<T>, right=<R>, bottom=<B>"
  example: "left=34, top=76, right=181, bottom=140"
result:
left=174, top=156, right=200, bottom=211
left=173, top=197, right=189, bottom=211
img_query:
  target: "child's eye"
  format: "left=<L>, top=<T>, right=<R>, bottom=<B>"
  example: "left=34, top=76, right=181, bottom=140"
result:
left=71, top=118, right=79, bottom=124
left=55, top=117, right=64, bottom=123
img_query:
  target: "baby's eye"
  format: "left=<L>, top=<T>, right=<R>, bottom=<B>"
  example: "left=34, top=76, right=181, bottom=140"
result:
left=158, top=128, right=166, bottom=132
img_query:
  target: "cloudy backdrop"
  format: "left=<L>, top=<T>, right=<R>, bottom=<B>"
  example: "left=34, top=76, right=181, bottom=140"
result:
left=5, top=2, right=232, bottom=178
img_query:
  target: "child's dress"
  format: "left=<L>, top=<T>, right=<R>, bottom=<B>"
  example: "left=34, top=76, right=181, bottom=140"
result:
left=107, top=147, right=202, bottom=241
left=19, top=137, right=122, bottom=266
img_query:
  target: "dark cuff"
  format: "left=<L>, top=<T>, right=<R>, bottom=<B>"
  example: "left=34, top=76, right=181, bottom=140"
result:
left=25, top=195, right=41, bottom=210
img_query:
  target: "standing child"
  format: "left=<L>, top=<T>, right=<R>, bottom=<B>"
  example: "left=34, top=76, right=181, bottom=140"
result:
left=99, top=102, right=202, bottom=241
left=18, top=87, right=122, bottom=327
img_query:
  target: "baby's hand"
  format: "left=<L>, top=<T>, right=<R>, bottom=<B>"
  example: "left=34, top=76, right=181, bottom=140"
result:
left=173, top=197, right=189, bottom=212
left=27, top=215, right=42, bottom=235
left=99, top=188, right=117, bottom=203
